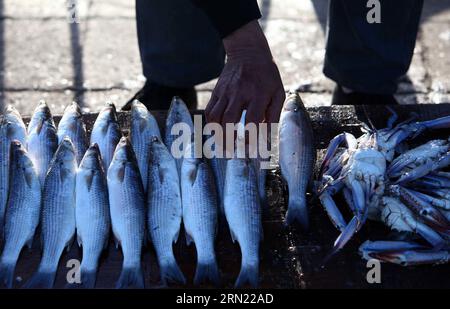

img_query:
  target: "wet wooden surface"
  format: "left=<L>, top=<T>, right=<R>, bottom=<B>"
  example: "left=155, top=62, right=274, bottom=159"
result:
left=9, top=104, right=450, bottom=289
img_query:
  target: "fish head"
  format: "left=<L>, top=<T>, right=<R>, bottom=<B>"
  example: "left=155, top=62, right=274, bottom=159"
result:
left=28, top=100, right=55, bottom=133
left=63, top=101, right=83, bottom=118
left=54, top=137, right=76, bottom=165
left=79, top=143, right=103, bottom=172
left=148, top=136, right=170, bottom=164
left=112, top=137, right=137, bottom=164
left=97, top=102, right=118, bottom=123
left=282, top=93, right=304, bottom=114
left=10, top=140, right=39, bottom=188
left=167, top=96, right=190, bottom=123
left=1, top=110, right=26, bottom=140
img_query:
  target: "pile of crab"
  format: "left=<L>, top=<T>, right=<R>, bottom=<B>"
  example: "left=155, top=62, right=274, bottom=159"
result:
left=316, top=108, right=450, bottom=266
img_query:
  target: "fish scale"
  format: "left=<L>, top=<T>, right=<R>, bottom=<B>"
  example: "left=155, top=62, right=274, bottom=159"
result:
left=130, top=101, right=161, bottom=191
left=107, top=137, right=145, bottom=288
left=74, top=144, right=110, bottom=288
left=279, top=93, right=315, bottom=229
left=224, top=158, right=262, bottom=288
left=26, top=101, right=58, bottom=185
left=24, top=138, right=76, bottom=289
left=0, top=106, right=27, bottom=240
left=147, top=137, right=185, bottom=285
left=0, top=141, right=41, bottom=288
left=181, top=156, right=219, bottom=286
left=57, top=102, right=88, bottom=165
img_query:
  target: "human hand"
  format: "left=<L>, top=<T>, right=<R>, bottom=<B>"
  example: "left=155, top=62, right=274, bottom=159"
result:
left=205, top=20, right=285, bottom=126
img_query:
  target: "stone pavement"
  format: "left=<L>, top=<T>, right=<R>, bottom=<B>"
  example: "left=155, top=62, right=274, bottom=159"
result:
left=0, top=0, right=449, bottom=116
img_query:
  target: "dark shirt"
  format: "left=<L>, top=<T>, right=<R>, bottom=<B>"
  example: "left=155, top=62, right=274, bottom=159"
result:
left=191, top=0, right=262, bottom=38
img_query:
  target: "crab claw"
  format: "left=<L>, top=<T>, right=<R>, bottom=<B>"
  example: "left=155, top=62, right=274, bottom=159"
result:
left=319, top=133, right=356, bottom=177
left=395, top=160, right=435, bottom=184
left=369, top=249, right=450, bottom=266
left=399, top=186, right=450, bottom=233
left=359, top=240, right=426, bottom=261
left=319, top=190, right=347, bottom=232
left=323, top=216, right=361, bottom=265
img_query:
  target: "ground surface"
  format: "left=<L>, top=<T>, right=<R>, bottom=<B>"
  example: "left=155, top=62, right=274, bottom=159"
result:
left=0, top=0, right=450, bottom=116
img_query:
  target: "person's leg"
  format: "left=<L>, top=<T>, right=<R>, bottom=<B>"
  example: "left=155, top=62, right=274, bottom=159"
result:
left=125, top=0, right=226, bottom=110
left=324, top=0, right=424, bottom=103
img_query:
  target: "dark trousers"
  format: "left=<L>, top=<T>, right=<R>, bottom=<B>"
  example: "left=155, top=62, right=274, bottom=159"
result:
left=136, top=0, right=423, bottom=94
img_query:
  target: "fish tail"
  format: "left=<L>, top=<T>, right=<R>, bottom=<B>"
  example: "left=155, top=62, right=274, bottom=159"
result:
left=0, top=261, right=16, bottom=288
left=23, top=267, right=56, bottom=289
left=235, top=261, right=259, bottom=288
left=285, top=196, right=309, bottom=230
left=115, top=265, right=144, bottom=289
left=159, top=257, right=186, bottom=285
left=193, top=259, right=220, bottom=287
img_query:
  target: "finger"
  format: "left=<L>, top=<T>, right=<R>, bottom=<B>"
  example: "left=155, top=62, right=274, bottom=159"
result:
left=208, top=95, right=228, bottom=125
left=205, top=93, right=219, bottom=122
left=246, top=96, right=270, bottom=125
left=266, top=89, right=286, bottom=124
left=221, top=94, right=246, bottom=128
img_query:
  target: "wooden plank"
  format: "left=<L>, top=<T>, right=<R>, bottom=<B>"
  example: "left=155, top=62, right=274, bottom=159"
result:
left=9, top=104, right=450, bottom=288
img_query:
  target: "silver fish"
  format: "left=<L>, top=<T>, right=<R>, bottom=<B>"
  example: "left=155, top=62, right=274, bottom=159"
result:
left=165, top=96, right=194, bottom=176
left=0, top=105, right=27, bottom=239
left=224, top=158, right=262, bottom=288
left=57, top=102, right=88, bottom=165
left=107, top=137, right=145, bottom=289
left=181, top=143, right=219, bottom=286
left=26, top=101, right=58, bottom=185
left=279, top=93, right=315, bottom=229
left=75, top=143, right=111, bottom=288
left=24, top=138, right=77, bottom=288
left=0, top=141, right=41, bottom=288
left=209, top=157, right=227, bottom=216
left=147, top=137, right=185, bottom=285
left=91, top=103, right=121, bottom=173
left=130, top=100, right=161, bottom=190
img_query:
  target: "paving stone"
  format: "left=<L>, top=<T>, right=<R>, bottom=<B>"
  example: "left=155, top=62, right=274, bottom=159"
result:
left=420, top=22, right=450, bottom=94
left=0, top=90, right=76, bottom=116
left=82, top=19, right=143, bottom=90
left=2, top=19, right=75, bottom=90
left=3, top=0, right=89, bottom=19
left=83, top=89, right=134, bottom=113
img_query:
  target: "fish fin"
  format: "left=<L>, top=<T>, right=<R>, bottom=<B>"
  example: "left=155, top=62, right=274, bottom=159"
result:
left=235, top=262, right=259, bottom=288
left=116, top=165, right=126, bottom=183
left=115, top=266, right=144, bottom=289
left=24, top=168, right=34, bottom=188
left=0, top=262, right=16, bottom=288
left=77, top=233, right=82, bottom=248
left=193, top=260, right=220, bottom=287
left=159, top=257, right=186, bottom=285
left=26, top=235, right=34, bottom=250
left=185, top=233, right=194, bottom=246
left=285, top=198, right=309, bottom=231
left=23, top=270, right=56, bottom=289
left=229, top=229, right=237, bottom=243
left=173, top=228, right=180, bottom=244
left=85, top=170, right=95, bottom=192
left=114, top=237, right=120, bottom=250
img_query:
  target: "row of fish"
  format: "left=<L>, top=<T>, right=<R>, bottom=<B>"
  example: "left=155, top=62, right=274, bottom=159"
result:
left=0, top=96, right=287, bottom=288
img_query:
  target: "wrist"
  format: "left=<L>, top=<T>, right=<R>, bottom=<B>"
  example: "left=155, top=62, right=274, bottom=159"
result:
left=223, top=20, right=273, bottom=62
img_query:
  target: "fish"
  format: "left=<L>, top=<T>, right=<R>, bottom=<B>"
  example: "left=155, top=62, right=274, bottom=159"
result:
left=107, top=137, right=145, bottom=289
left=147, top=137, right=185, bottom=285
left=26, top=100, right=58, bottom=185
left=224, top=158, right=262, bottom=288
left=279, top=93, right=315, bottom=229
left=91, top=103, right=122, bottom=173
left=0, top=141, right=41, bottom=288
left=57, top=102, right=88, bottom=165
left=209, top=157, right=227, bottom=216
left=24, top=137, right=77, bottom=288
left=0, top=105, right=27, bottom=240
left=74, top=143, right=111, bottom=288
left=165, top=96, right=194, bottom=176
left=130, top=100, right=161, bottom=191
left=181, top=141, right=219, bottom=286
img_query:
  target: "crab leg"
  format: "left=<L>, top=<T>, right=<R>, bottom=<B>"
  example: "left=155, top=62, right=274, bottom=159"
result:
left=369, top=249, right=450, bottom=266
left=319, top=189, right=347, bottom=232
left=398, top=186, right=450, bottom=233
left=408, top=189, right=450, bottom=210
left=319, top=133, right=357, bottom=177
left=359, top=240, right=426, bottom=261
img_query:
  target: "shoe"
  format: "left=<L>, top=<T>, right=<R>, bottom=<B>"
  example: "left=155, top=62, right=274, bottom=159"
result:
left=331, top=85, right=399, bottom=105
left=122, top=80, right=197, bottom=111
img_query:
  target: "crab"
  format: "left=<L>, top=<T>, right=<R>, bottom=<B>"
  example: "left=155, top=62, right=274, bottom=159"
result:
left=317, top=108, right=450, bottom=265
